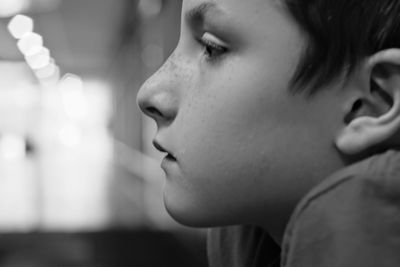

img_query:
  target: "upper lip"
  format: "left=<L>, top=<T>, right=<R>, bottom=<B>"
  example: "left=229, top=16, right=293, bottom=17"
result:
left=153, top=140, right=176, bottom=160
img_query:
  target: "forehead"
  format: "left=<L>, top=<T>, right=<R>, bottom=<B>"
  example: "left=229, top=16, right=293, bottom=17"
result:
left=182, top=0, right=286, bottom=20
left=182, top=0, right=295, bottom=41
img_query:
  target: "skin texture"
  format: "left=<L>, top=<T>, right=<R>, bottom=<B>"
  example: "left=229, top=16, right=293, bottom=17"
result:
left=137, top=0, right=351, bottom=243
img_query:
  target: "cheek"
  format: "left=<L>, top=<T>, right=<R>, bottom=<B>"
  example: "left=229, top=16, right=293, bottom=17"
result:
left=177, top=69, right=272, bottom=179
left=167, top=70, right=292, bottom=221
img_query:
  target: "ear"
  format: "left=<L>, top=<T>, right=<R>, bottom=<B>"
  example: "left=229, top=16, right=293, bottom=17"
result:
left=336, top=49, right=400, bottom=155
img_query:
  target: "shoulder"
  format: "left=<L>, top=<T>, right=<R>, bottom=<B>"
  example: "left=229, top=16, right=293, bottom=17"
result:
left=282, top=149, right=400, bottom=267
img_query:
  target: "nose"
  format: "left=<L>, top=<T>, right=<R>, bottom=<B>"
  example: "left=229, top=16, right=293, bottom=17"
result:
left=137, top=61, right=179, bottom=126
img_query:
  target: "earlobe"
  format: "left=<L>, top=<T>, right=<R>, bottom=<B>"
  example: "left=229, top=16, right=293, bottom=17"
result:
left=335, top=49, right=400, bottom=155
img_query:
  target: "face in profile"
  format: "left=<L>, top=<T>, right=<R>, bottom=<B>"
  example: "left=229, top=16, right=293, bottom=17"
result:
left=137, top=0, right=347, bottom=230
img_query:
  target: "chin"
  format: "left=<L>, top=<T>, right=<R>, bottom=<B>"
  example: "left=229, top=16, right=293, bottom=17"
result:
left=163, top=193, right=224, bottom=228
left=164, top=200, right=208, bottom=227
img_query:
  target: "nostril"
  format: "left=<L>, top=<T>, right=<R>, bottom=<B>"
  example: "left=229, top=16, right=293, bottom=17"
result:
left=145, top=106, right=163, bottom=118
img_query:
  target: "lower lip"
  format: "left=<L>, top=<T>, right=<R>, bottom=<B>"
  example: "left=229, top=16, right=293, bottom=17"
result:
left=161, top=155, right=177, bottom=171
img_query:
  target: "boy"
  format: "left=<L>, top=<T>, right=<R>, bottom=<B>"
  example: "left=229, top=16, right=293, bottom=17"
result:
left=137, top=0, right=400, bottom=266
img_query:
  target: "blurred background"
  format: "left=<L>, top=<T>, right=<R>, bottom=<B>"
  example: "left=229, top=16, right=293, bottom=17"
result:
left=0, top=0, right=207, bottom=266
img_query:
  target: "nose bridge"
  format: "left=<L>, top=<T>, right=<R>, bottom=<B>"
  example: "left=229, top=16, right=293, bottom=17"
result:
left=137, top=54, right=181, bottom=124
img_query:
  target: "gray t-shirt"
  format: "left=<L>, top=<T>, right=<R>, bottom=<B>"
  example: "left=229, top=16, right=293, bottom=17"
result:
left=207, top=225, right=280, bottom=267
left=208, top=149, right=400, bottom=267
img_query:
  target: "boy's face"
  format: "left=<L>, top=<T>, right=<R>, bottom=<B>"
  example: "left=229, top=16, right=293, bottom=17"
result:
left=138, top=0, right=346, bottom=230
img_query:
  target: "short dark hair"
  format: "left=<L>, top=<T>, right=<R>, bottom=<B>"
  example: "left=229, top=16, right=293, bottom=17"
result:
left=285, top=0, right=400, bottom=95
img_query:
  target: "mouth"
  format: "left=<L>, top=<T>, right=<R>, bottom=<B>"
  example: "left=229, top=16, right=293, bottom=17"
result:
left=153, top=140, right=177, bottom=162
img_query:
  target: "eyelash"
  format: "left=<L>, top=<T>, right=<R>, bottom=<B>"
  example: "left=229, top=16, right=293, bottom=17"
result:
left=197, top=34, right=228, bottom=62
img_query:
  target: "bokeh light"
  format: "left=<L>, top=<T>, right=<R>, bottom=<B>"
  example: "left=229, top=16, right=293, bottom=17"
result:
left=25, top=47, right=51, bottom=69
left=17, top=32, right=44, bottom=56
left=34, top=59, right=57, bottom=79
left=59, top=74, right=88, bottom=120
left=7, top=14, right=33, bottom=39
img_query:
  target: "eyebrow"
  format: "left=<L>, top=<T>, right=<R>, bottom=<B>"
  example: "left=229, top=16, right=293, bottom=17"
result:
left=185, top=2, right=225, bottom=23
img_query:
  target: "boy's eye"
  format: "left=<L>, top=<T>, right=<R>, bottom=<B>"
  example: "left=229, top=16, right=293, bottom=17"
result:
left=198, top=32, right=228, bottom=61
